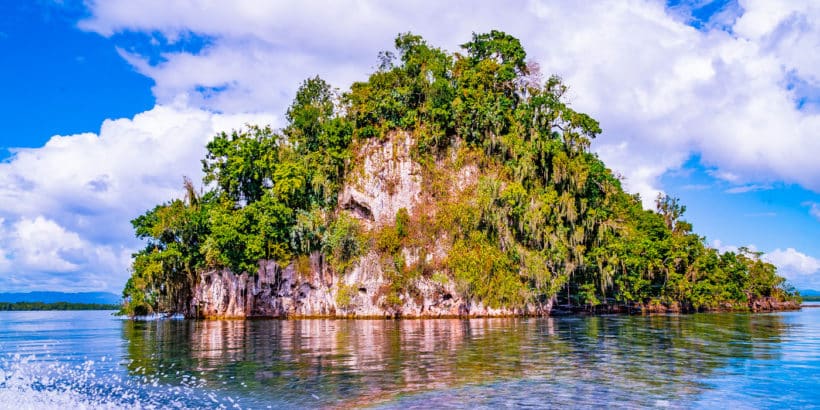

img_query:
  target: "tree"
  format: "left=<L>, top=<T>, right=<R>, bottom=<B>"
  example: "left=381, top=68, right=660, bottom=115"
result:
left=286, top=76, right=336, bottom=154
left=202, top=125, right=281, bottom=205
left=655, top=194, right=686, bottom=232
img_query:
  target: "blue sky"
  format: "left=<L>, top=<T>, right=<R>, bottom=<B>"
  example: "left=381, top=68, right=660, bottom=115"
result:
left=0, top=1, right=152, bottom=159
left=1, top=0, right=819, bottom=293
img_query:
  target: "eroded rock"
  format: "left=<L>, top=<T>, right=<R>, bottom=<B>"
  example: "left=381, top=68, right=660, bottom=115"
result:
left=189, top=131, right=551, bottom=319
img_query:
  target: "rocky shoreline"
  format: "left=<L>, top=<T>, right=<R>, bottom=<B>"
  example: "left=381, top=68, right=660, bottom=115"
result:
left=182, top=257, right=799, bottom=319
left=550, top=298, right=802, bottom=316
left=186, top=256, right=552, bottom=319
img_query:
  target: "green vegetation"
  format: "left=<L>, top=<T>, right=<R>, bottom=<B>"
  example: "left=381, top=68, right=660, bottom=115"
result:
left=121, top=31, right=798, bottom=316
left=0, top=301, right=119, bottom=311
left=335, top=283, right=359, bottom=310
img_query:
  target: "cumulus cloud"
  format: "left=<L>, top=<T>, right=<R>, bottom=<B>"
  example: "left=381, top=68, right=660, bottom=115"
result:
left=76, top=0, right=820, bottom=207
left=0, top=102, right=275, bottom=292
left=5, top=0, right=820, bottom=292
left=0, top=219, right=12, bottom=273
left=0, top=216, right=132, bottom=291
left=12, top=217, right=86, bottom=273
left=765, top=247, right=820, bottom=290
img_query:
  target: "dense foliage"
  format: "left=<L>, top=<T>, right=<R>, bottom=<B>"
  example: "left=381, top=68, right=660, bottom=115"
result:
left=122, top=31, right=797, bottom=316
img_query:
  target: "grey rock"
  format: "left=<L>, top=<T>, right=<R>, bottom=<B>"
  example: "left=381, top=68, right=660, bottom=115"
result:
left=188, top=132, right=553, bottom=319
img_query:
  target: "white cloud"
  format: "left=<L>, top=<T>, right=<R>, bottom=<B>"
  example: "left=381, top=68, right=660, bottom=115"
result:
left=734, top=0, right=820, bottom=86
left=708, top=169, right=741, bottom=183
left=725, top=184, right=772, bottom=194
left=0, top=102, right=275, bottom=292
left=712, top=239, right=820, bottom=289
left=765, top=247, right=820, bottom=290
left=12, top=217, right=84, bottom=273
left=805, top=202, right=820, bottom=222
left=75, top=0, right=820, bottom=208
left=0, top=216, right=133, bottom=292
left=0, top=219, right=11, bottom=273
left=5, top=0, right=820, bottom=292
left=711, top=241, right=820, bottom=290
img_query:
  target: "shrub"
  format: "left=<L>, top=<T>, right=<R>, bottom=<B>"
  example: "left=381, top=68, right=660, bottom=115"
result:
left=323, top=212, right=367, bottom=274
left=336, top=283, right=358, bottom=309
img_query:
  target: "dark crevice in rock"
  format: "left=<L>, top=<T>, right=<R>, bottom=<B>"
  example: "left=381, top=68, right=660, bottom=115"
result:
left=344, top=198, right=374, bottom=221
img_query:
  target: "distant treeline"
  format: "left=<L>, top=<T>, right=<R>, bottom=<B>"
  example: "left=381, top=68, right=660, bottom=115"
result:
left=801, top=295, right=820, bottom=302
left=0, top=301, right=119, bottom=311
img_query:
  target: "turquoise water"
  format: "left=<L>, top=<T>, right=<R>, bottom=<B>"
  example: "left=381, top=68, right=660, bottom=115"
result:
left=1, top=307, right=818, bottom=409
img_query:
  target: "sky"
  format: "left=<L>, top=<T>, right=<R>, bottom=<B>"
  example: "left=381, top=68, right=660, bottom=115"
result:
left=0, top=0, right=819, bottom=293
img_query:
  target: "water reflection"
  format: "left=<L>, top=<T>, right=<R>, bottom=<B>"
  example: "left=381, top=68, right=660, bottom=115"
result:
left=122, top=313, right=790, bottom=408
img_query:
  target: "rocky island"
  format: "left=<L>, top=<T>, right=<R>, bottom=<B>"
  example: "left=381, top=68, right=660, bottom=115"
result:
left=121, top=31, right=799, bottom=319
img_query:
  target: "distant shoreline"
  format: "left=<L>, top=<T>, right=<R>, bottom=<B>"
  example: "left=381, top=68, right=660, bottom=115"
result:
left=0, top=301, right=119, bottom=311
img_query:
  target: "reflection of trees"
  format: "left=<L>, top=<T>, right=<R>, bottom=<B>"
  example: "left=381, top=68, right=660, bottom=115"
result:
left=545, top=313, right=788, bottom=399
left=121, top=313, right=788, bottom=406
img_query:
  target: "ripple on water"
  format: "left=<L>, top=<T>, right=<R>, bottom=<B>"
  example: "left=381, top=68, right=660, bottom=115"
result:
left=1, top=309, right=820, bottom=409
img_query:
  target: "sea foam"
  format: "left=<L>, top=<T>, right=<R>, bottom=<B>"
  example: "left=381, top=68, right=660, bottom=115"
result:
left=0, top=354, right=238, bottom=410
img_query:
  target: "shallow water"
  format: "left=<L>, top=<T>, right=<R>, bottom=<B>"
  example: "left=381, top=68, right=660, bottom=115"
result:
left=0, top=307, right=818, bottom=409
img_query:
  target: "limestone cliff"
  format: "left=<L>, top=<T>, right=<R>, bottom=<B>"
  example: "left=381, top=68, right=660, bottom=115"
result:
left=188, top=132, right=551, bottom=318
left=189, top=253, right=550, bottom=319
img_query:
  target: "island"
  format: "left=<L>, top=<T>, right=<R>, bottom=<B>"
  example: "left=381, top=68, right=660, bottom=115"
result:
left=120, top=31, right=800, bottom=319
left=0, top=292, right=121, bottom=311
left=0, top=302, right=119, bottom=311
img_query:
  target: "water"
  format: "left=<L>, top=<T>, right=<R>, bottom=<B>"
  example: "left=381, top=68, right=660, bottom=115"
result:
left=1, top=307, right=819, bottom=409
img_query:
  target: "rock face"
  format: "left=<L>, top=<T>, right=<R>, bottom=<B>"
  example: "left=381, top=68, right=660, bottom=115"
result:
left=339, top=132, right=422, bottom=225
left=190, top=255, right=336, bottom=318
left=190, top=251, right=552, bottom=319
left=185, top=130, right=798, bottom=319
left=188, top=131, right=552, bottom=319
left=749, top=297, right=801, bottom=312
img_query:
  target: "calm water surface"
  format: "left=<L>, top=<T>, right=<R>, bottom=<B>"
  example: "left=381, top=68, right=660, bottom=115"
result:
left=1, top=307, right=819, bottom=409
